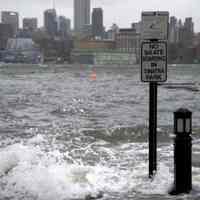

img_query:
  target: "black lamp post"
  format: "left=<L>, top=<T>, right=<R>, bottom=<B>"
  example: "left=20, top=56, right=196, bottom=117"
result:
left=170, top=108, right=192, bottom=195
left=174, top=108, right=192, bottom=136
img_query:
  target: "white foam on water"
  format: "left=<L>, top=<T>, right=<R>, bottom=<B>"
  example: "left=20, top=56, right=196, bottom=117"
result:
left=0, top=150, right=19, bottom=176
left=0, top=143, right=41, bottom=176
left=28, top=134, right=45, bottom=144
left=130, top=163, right=173, bottom=195
left=117, top=143, right=175, bottom=196
left=0, top=136, right=129, bottom=200
left=1, top=134, right=199, bottom=199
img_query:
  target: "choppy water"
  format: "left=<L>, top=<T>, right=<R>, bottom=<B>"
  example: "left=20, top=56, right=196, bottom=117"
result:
left=0, top=64, right=200, bottom=200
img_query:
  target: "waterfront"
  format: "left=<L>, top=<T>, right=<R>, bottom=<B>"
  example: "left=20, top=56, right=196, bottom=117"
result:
left=0, top=64, right=200, bottom=200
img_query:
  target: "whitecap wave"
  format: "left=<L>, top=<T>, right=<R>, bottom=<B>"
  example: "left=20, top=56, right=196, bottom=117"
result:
left=0, top=136, right=128, bottom=200
left=1, top=134, right=198, bottom=199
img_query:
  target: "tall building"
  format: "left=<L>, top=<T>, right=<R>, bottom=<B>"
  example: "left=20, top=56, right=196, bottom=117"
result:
left=184, top=17, right=194, bottom=46
left=92, top=8, right=103, bottom=39
left=44, top=9, right=57, bottom=36
left=0, top=23, right=14, bottom=49
left=23, top=18, right=38, bottom=32
left=1, top=11, right=19, bottom=36
left=169, top=16, right=179, bottom=43
left=58, top=16, right=71, bottom=38
left=184, top=18, right=194, bottom=33
left=178, top=17, right=194, bottom=47
left=74, top=0, right=90, bottom=32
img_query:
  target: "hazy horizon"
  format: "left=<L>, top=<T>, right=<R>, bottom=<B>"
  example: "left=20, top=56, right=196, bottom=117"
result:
left=0, top=0, right=199, bottom=32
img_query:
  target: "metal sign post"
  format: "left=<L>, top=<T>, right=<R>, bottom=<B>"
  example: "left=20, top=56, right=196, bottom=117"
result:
left=141, top=11, right=169, bottom=178
left=141, top=40, right=168, bottom=177
left=149, top=81, right=157, bottom=178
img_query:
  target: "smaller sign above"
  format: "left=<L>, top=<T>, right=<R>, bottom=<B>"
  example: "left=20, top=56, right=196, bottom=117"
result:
left=141, top=41, right=167, bottom=82
left=141, top=11, right=169, bottom=40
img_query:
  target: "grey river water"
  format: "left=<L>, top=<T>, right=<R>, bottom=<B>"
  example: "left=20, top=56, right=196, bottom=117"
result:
left=0, top=64, right=200, bottom=200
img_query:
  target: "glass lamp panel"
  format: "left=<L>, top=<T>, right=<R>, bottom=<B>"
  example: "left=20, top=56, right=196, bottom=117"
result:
left=177, top=119, right=184, bottom=133
left=185, top=118, right=191, bottom=133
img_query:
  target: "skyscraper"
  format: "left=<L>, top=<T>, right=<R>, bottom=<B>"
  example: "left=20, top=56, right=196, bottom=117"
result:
left=0, top=23, right=14, bottom=49
left=23, top=18, right=38, bottom=32
left=44, top=9, right=57, bottom=36
left=1, top=11, right=19, bottom=36
left=178, top=17, right=194, bottom=47
left=92, top=8, right=103, bottom=39
left=184, top=18, right=194, bottom=33
left=58, top=16, right=71, bottom=38
left=184, top=17, right=194, bottom=46
left=74, top=0, right=90, bottom=32
left=169, top=16, right=179, bottom=43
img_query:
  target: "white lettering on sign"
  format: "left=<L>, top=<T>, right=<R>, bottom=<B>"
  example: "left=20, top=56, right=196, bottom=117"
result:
left=141, top=42, right=167, bottom=82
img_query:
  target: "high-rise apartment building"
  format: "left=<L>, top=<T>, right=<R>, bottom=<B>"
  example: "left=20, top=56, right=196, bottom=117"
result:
left=44, top=9, right=57, bottom=36
left=1, top=11, right=19, bottom=36
left=178, top=17, right=194, bottom=47
left=58, top=16, right=71, bottom=38
left=0, top=23, right=14, bottom=49
left=184, top=17, right=194, bottom=46
left=92, top=8, right=103, bottom=39
left=184, top=18, right=194, bottom=33
left=169, top=16, right=179, bottom=43
left=23, top=18, right=38, bottom=32
left=74, top=0, right=90, bottom=32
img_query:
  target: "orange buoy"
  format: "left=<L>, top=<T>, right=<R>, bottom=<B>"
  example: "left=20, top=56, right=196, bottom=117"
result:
left=90, top=70, right=97, bottom=80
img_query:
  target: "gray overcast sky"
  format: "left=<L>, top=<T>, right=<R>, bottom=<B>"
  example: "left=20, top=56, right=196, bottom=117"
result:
left=0, top=0, right=199, bottom=32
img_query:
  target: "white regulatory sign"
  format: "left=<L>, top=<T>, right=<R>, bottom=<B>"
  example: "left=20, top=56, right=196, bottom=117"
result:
left=141, top=11, right=169, bottom=40
left=141, top=41, right=167, bottom=82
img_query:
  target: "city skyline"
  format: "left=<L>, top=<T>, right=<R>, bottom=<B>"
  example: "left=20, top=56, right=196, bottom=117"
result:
left=0, top=0, right=199, bottom=32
